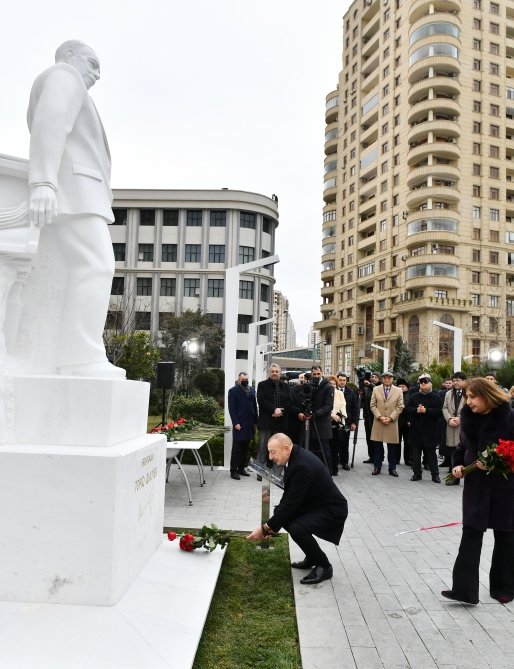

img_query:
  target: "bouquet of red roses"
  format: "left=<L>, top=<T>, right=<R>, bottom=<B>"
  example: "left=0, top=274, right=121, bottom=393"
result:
left=167, top=524, right=241, bottom=552
left=444, top=439, right=514, bottom=484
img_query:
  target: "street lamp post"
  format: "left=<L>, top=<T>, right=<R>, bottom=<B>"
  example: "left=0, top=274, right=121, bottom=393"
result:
left=371, top=343, right=389, bottom=373
left=247, top=317, right=275, bottom=388
left=432, top=320, right=462, bottom=372
left=223, top=255, right=280, bottom=469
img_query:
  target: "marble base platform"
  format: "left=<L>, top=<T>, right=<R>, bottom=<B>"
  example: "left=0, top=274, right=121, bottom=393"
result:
left=11, top=375, right=150, bottom=446
left=0, top=536, right=225, bottom=669
left=0, top=433, right=166, bottom=605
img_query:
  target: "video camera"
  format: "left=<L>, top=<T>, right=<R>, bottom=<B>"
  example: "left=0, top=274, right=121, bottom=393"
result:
left=355, top=365, right=372, bottom=391
left=299, top=382, right=314, bottom=417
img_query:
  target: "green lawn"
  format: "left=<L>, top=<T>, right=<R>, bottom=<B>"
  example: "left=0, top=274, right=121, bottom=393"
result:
left=165, top=531, right=301, bottom=669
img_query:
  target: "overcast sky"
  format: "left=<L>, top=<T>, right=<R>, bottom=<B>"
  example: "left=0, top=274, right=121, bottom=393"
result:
left=2, top=0, right=349, bottom=345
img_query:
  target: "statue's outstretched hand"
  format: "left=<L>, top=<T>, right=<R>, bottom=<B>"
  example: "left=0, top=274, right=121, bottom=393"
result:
left=29, top=185, right=58, bottom=227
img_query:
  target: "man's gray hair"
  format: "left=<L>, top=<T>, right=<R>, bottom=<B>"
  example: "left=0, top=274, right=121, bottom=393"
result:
left=269, top=363, right=281, bottom=371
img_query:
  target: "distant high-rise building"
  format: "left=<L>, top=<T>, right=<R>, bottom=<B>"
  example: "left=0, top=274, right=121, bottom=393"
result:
left=316, top=0, right=513, bottom=373
left=273, top=290, right=296, bottom=351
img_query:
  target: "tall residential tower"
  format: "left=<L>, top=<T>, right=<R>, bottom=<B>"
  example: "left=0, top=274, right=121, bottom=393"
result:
left=316, top=0, right=514, bottom=373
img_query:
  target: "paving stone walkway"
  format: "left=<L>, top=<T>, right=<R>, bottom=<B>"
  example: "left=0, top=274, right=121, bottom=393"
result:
left=164, top=431, right=514, bottom=669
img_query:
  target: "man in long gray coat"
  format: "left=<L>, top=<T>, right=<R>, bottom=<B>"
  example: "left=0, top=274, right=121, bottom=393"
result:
left=370, top=371, right=404, bottom=476
left=442, top=371, right=467, bottom=485
left=27, top=40, right=124, bottom=378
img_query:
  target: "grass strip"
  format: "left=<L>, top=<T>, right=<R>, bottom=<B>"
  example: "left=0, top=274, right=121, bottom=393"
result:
left=165, top=529, right=301, bottom=669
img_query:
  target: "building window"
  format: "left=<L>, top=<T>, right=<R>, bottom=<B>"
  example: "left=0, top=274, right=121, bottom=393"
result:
left=471, top=316, right=480, bottom=332
left=473, top=79, right=481, bottom=92
left=434, top=290, right=448, bottom=298
left=135, top=312, right=151, bottom=331
left=111, top=276, right=124, bottom=295
left=490, top=62, right=499, bottom=75
left=489, top=317, right=499, bottom=333
left=473, top=121, right=481, bottom=134
left=138, top=244, right=153, bottom=262
left=210, top=210, right=226, bottom=227
left=490, top=208, right=500, bottom=221
left=490, top=104, right=499, bottom=117
left=185, top=244, right=201, bottom=262
left=490, top=188, right=499, bottom=200
left=472, top=271, right=481, bottom=283
left=472, top=249, right=481, bottom=262
left=184, top=278, right=200, bottom=297
left=473, top=142, right=481, bottom=155
left=490, top=145, right=500, bottom=158
left=207, top=313, right=223, bottom=326
left=163, top=209, right=179, bottom=226
left=473, top=38, right=481, bottom=50
left=208, top=245, right=225, bottom=263
left=490, top=166, right=500, bottom=179
left=239, top=246, right=255, bottom=263
left=160, top=278, right=176, bottom=296
left=237, top=315, right=252, bottom=333
left=473, top=59, right=481, bottom=71
left=207, top=279, right=224, bottom=297
left=112, top=208, right=127, bottom=225
left=260, top=284, right=270, bottom=302
left=161, top=244, right=177, bottom=262
left=471, top=293, right=480, bottom=306
left=490, top=42, right=500, bottom=54
left=236, top=350, right=248, bottom=360
left=136, top=278, right=152, bottom=296
left=240, top=212, right=256, bottom=229
left=473, top=164, right=481, bottom=176
left=473, top=206, right=481, bottom=219
left=473, top=185, right=481, bottom=197
left=472, top=339, right=481, bottom=357
left=490, top=2, right=499, bottom=14
left=408, top=316, right=419, bottom=359
left=488, top=295, right=499, bottom=308
left=239, top=280, right=254, bottom=300
left=113, top=243, right=126, bottom=261
left=490, top=230, right=499, bottom=242
left=186, top=210, right=202, bottom=226
left=490, top=273, right=500, bottom=285
left=263, top=217, right=272, bottom=234
left=490, top=124, right=500, bottom=137
left=139, top=209, right=155, bottom=226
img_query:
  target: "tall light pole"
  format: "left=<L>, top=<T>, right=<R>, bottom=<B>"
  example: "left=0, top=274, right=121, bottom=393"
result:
left=247, top=316, right=275, bottom=387
left=371, top=343, right=389, bottom=373
left=433, top=320, right=462, bottom=372
left=223, top=255, right=279, bottom=469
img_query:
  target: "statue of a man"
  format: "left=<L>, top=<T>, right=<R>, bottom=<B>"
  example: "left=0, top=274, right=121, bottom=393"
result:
left=27, top=40, right=124, bottom=378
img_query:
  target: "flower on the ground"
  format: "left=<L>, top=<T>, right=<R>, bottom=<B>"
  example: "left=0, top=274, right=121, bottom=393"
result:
left=445, top=439, right=514, bottom=484
left=167, top=524, right=241, bottom=552
left=150, top=417, right=199, bottom=441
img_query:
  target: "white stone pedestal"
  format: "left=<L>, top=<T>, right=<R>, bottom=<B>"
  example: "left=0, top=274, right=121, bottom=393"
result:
left=0, top=376, right=167, bottom=606
left=0, top=433, right=166, bottom=605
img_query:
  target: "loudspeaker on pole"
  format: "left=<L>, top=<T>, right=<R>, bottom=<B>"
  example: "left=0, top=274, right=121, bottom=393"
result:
left=156, top=361, right=175, bottom=389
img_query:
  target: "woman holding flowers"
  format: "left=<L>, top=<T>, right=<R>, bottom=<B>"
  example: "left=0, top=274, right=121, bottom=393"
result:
left=442, top=378, right=514, bottom=605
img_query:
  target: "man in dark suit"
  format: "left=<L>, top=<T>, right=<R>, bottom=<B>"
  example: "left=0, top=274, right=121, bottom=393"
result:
left=295, top=365, right=334, bottom=470
left=256, top=363, right=292, bottom=472
left=228, top=372, right=258, bottom=480
left=246, top=433, right=348, bottom=584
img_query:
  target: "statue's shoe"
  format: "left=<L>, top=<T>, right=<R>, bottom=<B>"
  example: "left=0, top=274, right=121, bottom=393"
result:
left=58, top=361, right=126, bottom=379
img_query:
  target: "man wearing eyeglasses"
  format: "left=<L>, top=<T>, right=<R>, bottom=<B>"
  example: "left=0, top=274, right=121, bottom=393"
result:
left=404, top=374, right=443, bottom=483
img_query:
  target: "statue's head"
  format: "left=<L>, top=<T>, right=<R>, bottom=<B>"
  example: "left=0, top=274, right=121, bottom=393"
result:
left=55, top=40, right=100, bottom=90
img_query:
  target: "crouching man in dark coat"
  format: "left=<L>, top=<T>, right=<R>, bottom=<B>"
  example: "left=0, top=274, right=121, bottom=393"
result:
left=246, top=433, right=348, bottom=584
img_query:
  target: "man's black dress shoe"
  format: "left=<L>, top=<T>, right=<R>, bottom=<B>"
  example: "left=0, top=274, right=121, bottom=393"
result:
left=332, top=470, right=338, bottom=476
left=300, top=565, right=333, bottom=585
left=372, top=468, right=381, bottom=475
left=363, top=458, right=373, bottom=463
left=389, top=469, right=398, bottom=477
left=410, top=474, right=422, bottom=481
left=291, top=558, right=315, bottom=570
left=230, top=472, right=240, bottom=480
left=432, top=476, right=441, bottom=483
left=238, top=469, right=251, bottom=477
left=342, top=464, right=351, bottom=471
left=492, top=594, right=514, bottom=604
left=441, top=590, right=478, bottom=605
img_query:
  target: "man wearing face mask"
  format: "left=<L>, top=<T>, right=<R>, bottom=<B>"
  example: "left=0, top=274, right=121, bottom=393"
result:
left=228, top=372, right=258, bottom=480
left=296, top=365, right=334, bottom=471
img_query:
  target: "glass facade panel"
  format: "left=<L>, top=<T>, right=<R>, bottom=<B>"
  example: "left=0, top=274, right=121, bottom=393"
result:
left=409, top=22, right=460, bottom=46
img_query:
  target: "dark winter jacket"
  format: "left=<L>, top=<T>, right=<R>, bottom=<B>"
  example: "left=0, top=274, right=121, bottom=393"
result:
left=342, top=386, right=359, bottom=426
left=256, top=378, right=291, bottom=432
left=453, top=403, right=514, bottom=531
left=228, top=383, right=258, bottom=442
left=267, top=445, right=348, bottom=544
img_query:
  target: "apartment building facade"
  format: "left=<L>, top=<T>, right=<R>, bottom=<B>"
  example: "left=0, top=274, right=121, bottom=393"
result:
left=108, top=189, right=278, bottom=366
left=316, top=0, right=514, bottom=373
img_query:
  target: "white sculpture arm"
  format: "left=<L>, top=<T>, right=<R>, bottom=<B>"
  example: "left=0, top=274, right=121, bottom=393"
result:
left=29, top=184, right=58, bottom=227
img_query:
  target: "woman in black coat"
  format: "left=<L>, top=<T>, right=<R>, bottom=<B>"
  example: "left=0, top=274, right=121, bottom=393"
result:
left=442, top=378, right=514, bottom=605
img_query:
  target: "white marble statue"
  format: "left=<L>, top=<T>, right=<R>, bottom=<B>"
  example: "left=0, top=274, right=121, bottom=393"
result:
left=25, top=40, right=124, bottom=379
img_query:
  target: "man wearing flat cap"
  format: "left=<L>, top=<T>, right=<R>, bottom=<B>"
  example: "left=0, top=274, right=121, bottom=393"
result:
left=404, top=374, right=443, bottom=483
left=369, top=372, right=404, bottom=476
